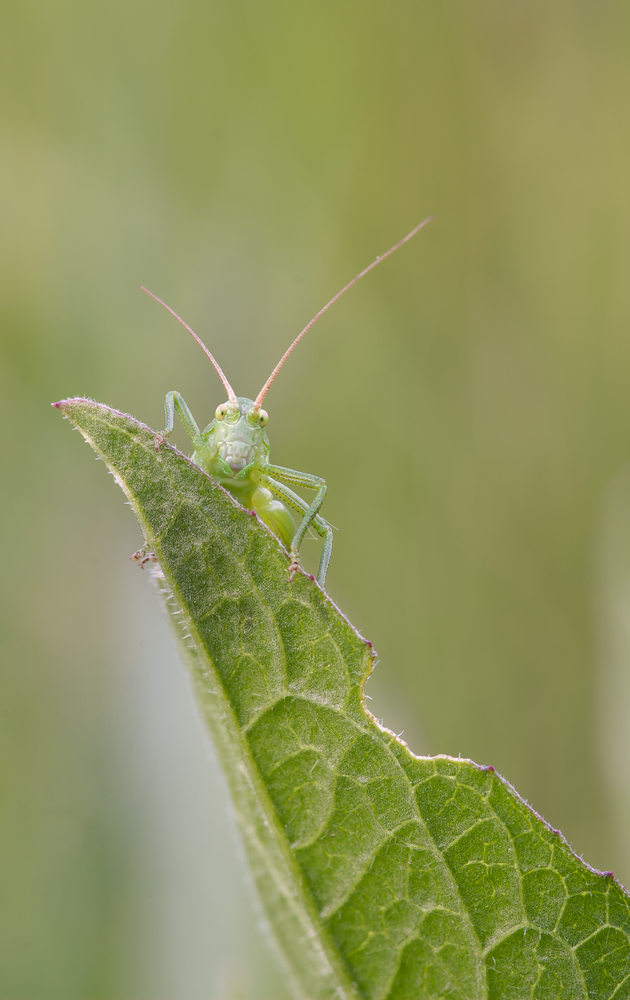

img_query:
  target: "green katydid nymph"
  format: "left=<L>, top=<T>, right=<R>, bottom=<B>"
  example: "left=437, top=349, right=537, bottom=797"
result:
left=142, top=216, right=432, bottom=587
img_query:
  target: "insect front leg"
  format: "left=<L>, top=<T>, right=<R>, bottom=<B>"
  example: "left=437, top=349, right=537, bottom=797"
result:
left=156, top=390, right=204, bottom=451
left=259, top=464, right=332, bottom=586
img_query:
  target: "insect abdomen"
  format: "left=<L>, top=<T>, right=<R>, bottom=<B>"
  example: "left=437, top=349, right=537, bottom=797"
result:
left=250, top=487, right=294, bottom=549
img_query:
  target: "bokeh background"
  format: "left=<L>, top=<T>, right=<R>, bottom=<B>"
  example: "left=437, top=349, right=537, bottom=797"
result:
left=2, top=1, right=630, bottom=996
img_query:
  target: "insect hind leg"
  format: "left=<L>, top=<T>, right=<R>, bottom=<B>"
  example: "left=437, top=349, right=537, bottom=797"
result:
left=260, top=472, right=333, bottom=587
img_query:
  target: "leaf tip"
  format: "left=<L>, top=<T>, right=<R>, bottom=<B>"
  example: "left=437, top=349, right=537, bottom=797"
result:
left=52, top=396, right=87, bottom=412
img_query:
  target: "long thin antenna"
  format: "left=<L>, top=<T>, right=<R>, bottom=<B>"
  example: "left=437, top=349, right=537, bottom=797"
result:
left=141, top=286, right=237, bottom=403
left=254, top=215, right=433, bottom=409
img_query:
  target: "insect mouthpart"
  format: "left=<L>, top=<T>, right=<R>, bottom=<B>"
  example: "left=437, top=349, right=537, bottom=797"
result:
left=219, top=437, right=255, bottom=472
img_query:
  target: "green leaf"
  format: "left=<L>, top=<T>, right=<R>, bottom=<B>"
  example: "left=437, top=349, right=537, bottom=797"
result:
left=55, top=397, right=630, bottom=1000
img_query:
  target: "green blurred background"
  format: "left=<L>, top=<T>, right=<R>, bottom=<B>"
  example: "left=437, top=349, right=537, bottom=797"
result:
left=2, top=0, right=630, bottom=996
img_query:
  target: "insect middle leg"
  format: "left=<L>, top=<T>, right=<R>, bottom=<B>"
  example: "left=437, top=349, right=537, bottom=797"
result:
left=259, top=464, right=332, bottom=585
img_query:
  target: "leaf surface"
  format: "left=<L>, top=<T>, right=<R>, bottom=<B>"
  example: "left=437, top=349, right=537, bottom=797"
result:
left=56, top=397, right=630, bottom=1000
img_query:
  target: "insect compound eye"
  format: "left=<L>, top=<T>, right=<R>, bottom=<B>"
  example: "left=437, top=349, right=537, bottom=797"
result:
left=215, top=403, right=229, bottom=421
left=258, top=409, right=269, bottom=427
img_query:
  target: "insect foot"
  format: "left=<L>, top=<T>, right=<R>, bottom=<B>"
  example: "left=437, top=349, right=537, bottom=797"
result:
left=154, top=433, right=165, bottom=451
left=130, top=548, right=157, bottom=569
left=288, top=551, right=299, bottom=582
